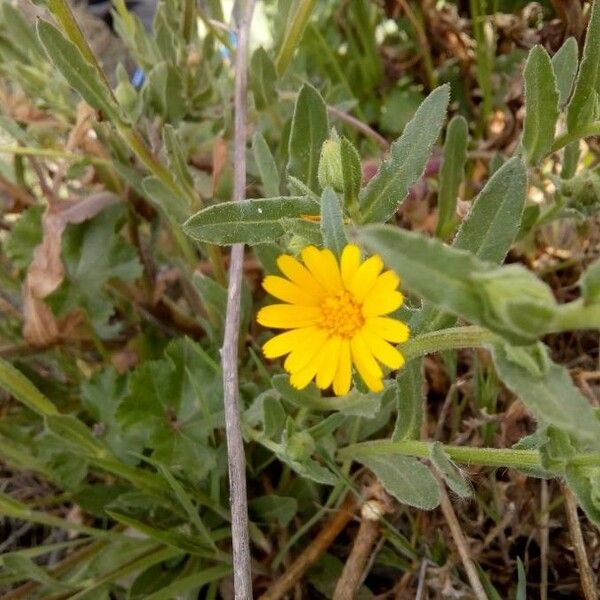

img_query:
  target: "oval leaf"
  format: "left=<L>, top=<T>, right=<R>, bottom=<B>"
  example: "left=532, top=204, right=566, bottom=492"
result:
left=453, top=156, right=527, bottom=263
left=183, top=197, right=319, bottom=245
left=357, top=454, right=440, bottom=510
left=287, top=83, right=329, bottom=192
left=522, top=46, right=559, bottom=165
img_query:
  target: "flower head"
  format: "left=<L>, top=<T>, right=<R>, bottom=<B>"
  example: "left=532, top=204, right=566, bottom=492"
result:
left=257, top=244, right=410, bottom=396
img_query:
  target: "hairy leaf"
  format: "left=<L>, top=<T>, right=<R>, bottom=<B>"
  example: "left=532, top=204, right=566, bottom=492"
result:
left=522, top=46, right=559, bottom=165
left=183, top=197, right=319, bottom=245
left=436, top=115, right=468, bottom=239
left=287, top=84, right=329, bottom=192
left=359, top=85, right=449, bottom=223
left=453, top=157, right=527, bottom=263
left=356, top=455, right=440, bottom=509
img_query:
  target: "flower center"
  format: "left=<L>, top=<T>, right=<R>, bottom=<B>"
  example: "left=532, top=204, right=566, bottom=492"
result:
left=318, top=291, right=364, bottom=338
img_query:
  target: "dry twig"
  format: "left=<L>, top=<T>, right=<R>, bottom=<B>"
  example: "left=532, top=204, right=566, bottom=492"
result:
left=259, top=495, right=356, bottom=600
left=333, top=500, right=385, bottom=600
left=435, top=474, right=487, bottom=600
left=562, top=484, right=599, bottom=600
left=221, top=1, right=256, bottom=597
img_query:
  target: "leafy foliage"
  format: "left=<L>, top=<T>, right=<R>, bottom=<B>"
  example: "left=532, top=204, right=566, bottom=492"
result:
left=1, top=0, right=600, bottom=597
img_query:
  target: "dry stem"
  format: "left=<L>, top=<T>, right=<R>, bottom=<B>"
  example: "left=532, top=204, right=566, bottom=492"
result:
left=332, top=500, right=384, bottom=600
left=221, top=1, right=256, bottom=597
left=259, top=495, right=356, bottom=600
left=562, top=484, right=598, bottom=600
left=435, top=474, right=487, bottom=600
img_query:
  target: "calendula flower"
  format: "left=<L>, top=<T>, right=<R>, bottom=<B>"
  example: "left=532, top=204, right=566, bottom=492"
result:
left=257, top=244, right=410, bottom=396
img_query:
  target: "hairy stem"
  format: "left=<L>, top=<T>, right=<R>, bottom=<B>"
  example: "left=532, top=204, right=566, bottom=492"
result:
left=552, top=121, right=600, bottom=153
left=338, top=439, right=600, bottom=471
left=400, top=326, right=498, bottom=362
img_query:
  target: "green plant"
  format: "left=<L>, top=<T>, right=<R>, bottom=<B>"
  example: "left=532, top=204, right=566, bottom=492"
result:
left=1, top=0, right=600, bottom=598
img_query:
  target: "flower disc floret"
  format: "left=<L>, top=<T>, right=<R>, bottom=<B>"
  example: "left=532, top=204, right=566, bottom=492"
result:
left=257, top=244, right=410, bottom=396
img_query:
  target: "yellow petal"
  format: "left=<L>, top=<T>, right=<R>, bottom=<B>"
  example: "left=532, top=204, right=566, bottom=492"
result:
left=362, top=327, right=405, bottom=370
left=350, top=331, right=384, bottom=392
left=301, top=246, right=341, bottom=292
left=333, top=339, right=352, bottom=396
left=289, top=349, right=323, bottom=390
left=340, top=244, right=361, bottom=289
left=362, top=291, right=404, bottom=317
left=316, top=336, right=342, bottom=390
left=366, top=317, right=410, bottom=343
left=257, top=304, right=321, bottom=329
left=263, top=327, right=318, bottom=359
left=365, top=270, right=400, bottom=298
left=277, top=254, right=325, bottom=297
left=350, top=255, right=383, bottom=302
left=263, top=275, right=319, bottom=305
left=284, top=329, right=328, bottom=373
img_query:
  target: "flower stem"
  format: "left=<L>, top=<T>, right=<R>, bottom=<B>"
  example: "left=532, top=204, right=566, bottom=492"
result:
left=552, top=300, right=600, bottom=331
left=401, top=326, right=498, bottom=362
left=551, top=121, right=600, bottom=153
left=337, top=440, right=600, bottom=471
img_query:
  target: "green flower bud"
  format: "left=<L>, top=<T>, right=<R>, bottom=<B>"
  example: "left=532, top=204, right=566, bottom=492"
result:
left=318, top=139, right=344, bottom=192
left=472, top=265, right=557, bottom=343
left=560, top=171, right=600, bottom=217
left=286, top=431, right=315, bottom=462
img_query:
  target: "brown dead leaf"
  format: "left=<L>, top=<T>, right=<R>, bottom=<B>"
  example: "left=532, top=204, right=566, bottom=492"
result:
left=22, top=192, right=120, bottom=347
left=212, top=136, right=228, bottom=195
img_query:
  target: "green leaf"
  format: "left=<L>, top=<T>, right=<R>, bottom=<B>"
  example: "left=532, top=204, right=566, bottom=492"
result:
left=392, top=360, right=423, bottom=441
left=3, top=555, right=71, bottom=591
left=163, top=125, right=194, bottom=193
left=116, top=338, right=222, bottom=482
left=430, top=442, right=472, bottom=498
left=356, top=455, right=440, bottom=509
left=262, top=393, right=287, bottom=440
left=320, top=187, right=347, bottom=256
left=581, top=258, right=600, bottom=305
left=249, top=495, right=298, bottom=527
left=142, top=175, right=189, bottom=223
left=360, top=225, right=483, bottom=322
left=287, top=83, right=329, bottom=192
left=564, top=465, right=600, bottom=527
left=250, top=47, right=277, bottom=110
left=552, top=37, right=578, bottom=108
left=340, top=136, right=362, bottom=212
left=144, top=62, right=186, bottom=123
left=359, top=84, right=449, bottom=224
left=516, top=558, right=527, bottom=600
left=360, top=225, right=558, bottom=344
left=453, top=157, right=527, bottom=263
left=36, top=21, right=123, bottom=124
left=143, top=566, right=232, bottom=600
left=493, top=343, right=600, bottom=451
left=183, top=197, right=319, bottom=245
left=0, top=359, right=58, bottom=416
left=567, top=0, right=600, bottom=131
left=105, top=511, right=213, bottom=556
left=271, top=374, right=384, bottom=417
left=522, top=46, right=559, bottom=165
left=46, top=415, right=106, bottom=458
left=50, top=204, right=142, bottom=335
left=252, top=132, right=281, bottom=197
left=2, top=3, right=45, bottom=60
left=4, top=205, right=43, bottom=270
left=436, top=115, right=468, bottom=239
left=81, top=368, right=143, bottom=464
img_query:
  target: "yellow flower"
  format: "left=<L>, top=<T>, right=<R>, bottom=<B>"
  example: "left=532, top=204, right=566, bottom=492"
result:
left=257, top=244, right=410, bottom=396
